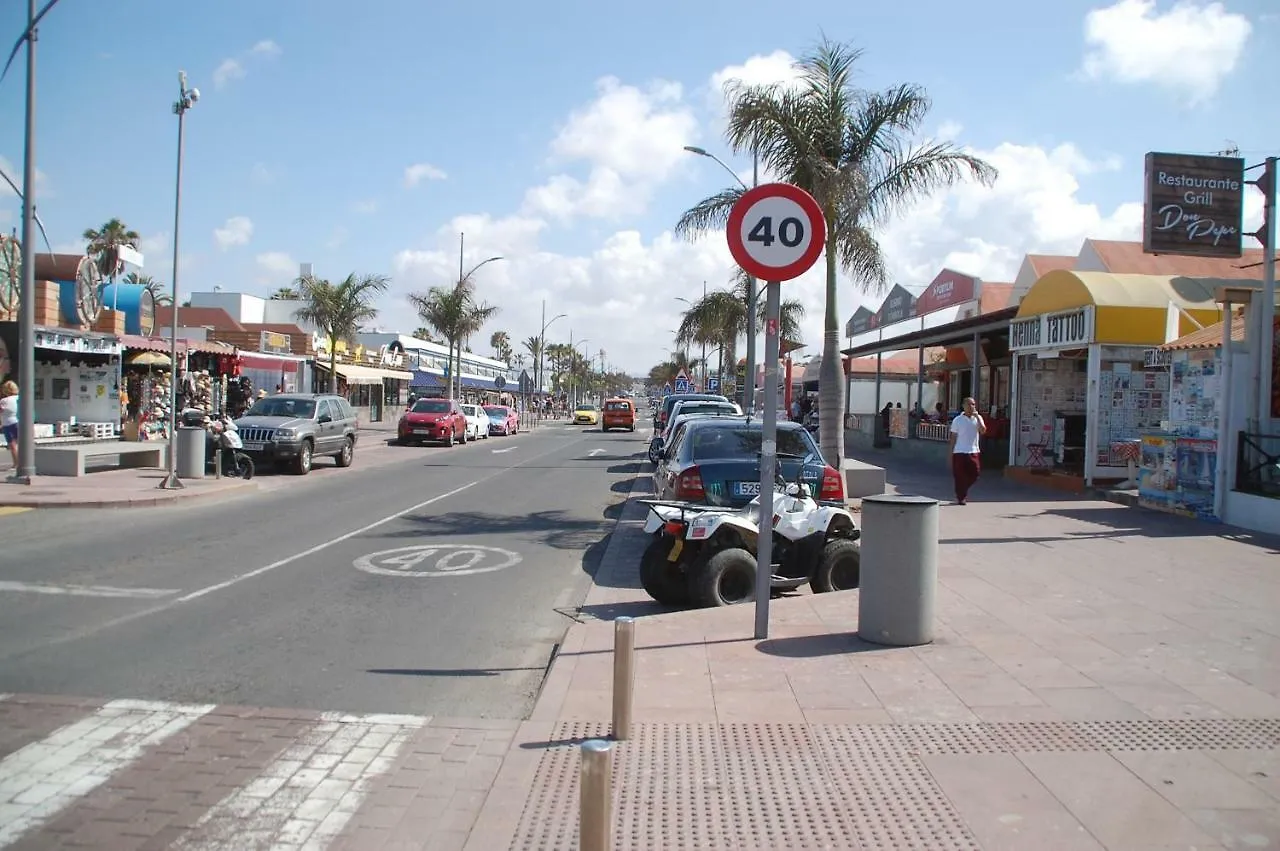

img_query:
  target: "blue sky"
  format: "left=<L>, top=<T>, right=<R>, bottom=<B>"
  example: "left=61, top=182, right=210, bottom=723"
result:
left=0, top=0, right=1275, bottom=372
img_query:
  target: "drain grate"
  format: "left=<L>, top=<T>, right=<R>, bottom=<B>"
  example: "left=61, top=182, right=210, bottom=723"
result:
left=507, top=718, right=1280, bottom=850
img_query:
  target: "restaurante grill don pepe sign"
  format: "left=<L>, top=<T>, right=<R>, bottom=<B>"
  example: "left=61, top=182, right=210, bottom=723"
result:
left=1143, top=152, right=1245, bottom=258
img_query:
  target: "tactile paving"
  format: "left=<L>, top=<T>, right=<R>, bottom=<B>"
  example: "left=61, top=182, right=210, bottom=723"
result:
left=507, top=718, right=1280, bottom=850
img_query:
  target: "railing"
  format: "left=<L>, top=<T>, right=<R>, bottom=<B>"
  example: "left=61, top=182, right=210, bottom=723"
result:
left=1235, top=431, right=1280, bottom=498
left=916, top=422, right=950, bottom=442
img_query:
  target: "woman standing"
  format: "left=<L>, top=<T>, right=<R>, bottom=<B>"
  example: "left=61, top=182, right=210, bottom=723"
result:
left=1, top=380, right=19, bottom=469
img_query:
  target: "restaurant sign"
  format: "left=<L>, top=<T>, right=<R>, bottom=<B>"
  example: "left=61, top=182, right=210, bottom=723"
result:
left=845, top=306, right=877, bottom=337
left=1143, top=152, right=1245, bottom=258
left=915, top=268, right=979, bottom=316
left=259, top=330, right=292, bottom=355
left=876, top=284, right=917, bottom=327
left=1009, top=306, right=1094, bottom=352
left=1143, top=347, right=1172, bottom=368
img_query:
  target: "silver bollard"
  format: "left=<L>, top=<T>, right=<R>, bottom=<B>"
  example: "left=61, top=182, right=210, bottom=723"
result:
left=214, top=444, right=222, bottom=479
left=857, top=493, right=940, bottom=647
left=611, top=616, right=635, bottom=741
left=579, top=739, right=614, bottom=851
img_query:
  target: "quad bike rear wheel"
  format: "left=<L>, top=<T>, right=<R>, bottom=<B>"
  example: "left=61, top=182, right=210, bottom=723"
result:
left=812, top=538, right=861, bottom=593
left=639, top=536, right=691, bottom=606
left=692, top=547, right=756, bottom=608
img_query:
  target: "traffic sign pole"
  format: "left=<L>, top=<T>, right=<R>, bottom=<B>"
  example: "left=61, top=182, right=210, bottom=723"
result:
left=724, top=183, right=826, bottom=642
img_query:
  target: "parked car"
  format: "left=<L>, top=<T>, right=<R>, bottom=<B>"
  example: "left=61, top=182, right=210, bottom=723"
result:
left=485, top=405, right=519, bottom=436
left=654, top=392, right=729, bottom=432
left=573, top=403, right=600, bottom=426
left=234, top=393, right=358, bottom=475
left=653, top=417, right=845, bottom=507
left=398, top=398, right=468, bottom=446
left=601, top=398, right=636, bottom=432
left=459, top=403, right=491, bottom=441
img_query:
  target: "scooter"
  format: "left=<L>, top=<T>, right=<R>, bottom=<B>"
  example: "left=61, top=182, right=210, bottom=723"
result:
left=637, top=469, right=860, bottom=608
left=201, top=414, right=255, bottom=480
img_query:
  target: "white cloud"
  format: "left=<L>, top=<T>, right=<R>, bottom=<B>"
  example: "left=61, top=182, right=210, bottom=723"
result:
left=1079, top=0, right=1252, bottom=104
left=520, top=77, right=698, bottom=221
left=256, top=251, right=297, bottom=285
left=138, top=232, right=168, bottom=256
left=213, top=216, right=254, bottom=250
left=212, top=59, right=245, bottom=89
left=251, top=40, right=282, bottom=58
left=937, top=121, right=964, bottom=141
left=353, top=199, right=378, bottom=215
left=404, top=163, right=447, bottom=187
left=706, top=49, right=803, bottom=112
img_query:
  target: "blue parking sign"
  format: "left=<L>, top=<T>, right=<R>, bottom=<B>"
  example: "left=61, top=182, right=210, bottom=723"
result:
left=707, top=376, right=719, bottom=392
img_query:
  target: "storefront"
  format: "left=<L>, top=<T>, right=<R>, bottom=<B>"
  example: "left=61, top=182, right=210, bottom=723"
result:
left=1007, top=270, right=1223, bottom=489
left=0, top=322, right=123, bottom=441
left=317, top=362, right=413, bottom=422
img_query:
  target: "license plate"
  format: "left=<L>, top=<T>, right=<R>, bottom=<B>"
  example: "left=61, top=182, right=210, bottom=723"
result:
left=243, top=442, right=264, bottom=452
left=666, top=538, right=684, bottom=563
left=732, top=481, right=761, bottom=497
left=414, top=429, right=430, bottom=435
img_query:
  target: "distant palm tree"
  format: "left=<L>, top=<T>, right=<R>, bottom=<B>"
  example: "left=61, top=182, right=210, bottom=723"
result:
left=407, top=284, right=499, bottom=398
left=83, top=218, right=140, bottom=281
left=122, top=271, right=170, bottom=306
left=271, top=287, right=299, bottom=300
left=523, top=335, right=544, bottom=393
left=293, top=272, right=391, bottom=393
left=675, top=37, right=995, bottom=465
left=647, top=350, right=705, bottom=388
left=490, top=330, right=512, bottom=364
left=412, top=326, right=441, bottom=344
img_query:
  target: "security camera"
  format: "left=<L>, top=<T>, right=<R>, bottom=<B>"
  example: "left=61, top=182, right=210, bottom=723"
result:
left=187, top=88, right=200, bottom=104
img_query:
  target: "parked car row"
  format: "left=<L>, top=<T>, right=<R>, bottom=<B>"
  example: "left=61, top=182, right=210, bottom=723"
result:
left=397, top=399, right=519, bottom=446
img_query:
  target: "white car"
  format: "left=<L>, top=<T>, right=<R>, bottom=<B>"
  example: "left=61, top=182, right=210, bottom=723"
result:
left=459, top=404, right=490, bottom=441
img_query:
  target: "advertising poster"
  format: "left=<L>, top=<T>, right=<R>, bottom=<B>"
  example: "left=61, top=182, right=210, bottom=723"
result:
left=1138, top=433, right=1178, bottom=509
left=1175, top=438, right=1219, bottom=520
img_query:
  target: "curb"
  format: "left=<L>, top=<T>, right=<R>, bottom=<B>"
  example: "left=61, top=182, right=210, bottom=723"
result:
left=0, top=480, right=258, bottom=510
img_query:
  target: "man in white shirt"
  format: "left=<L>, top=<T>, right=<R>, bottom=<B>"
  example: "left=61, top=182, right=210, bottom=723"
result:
left=948, top=396, right=987, bottom=505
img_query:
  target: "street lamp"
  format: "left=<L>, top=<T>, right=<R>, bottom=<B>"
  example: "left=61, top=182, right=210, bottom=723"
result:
left=674, top=282, right=708, bottom=391
left=573, top=339, right=590, bottom=406
left=684, top=144, right=759, bottom=412
left=536, top=300, right=566, bottom=416
left=450, top=234, right=503, bottom=400
left=159, top=71, right=199, bottom=491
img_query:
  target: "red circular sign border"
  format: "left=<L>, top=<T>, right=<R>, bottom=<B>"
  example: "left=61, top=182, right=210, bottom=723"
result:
left=726, top=182, right=827, bottom=282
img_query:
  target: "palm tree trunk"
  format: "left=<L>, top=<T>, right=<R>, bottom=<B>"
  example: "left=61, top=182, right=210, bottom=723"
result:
left=329, top=338, right=338, bottom=394
left=818, top=224, right=845, bottom=469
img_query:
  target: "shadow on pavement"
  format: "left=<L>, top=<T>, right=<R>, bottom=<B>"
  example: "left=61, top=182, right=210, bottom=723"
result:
left=610, top=476, right=642, bottom=494
left=576, top=599, right=677, bottom=621
left=755, top=631, right=886, bottom=659
left=606, top=462, right=641, bottom=474
left=377, top=510, right=611, bottom=551
left=365, top=666, right=546, bottom=678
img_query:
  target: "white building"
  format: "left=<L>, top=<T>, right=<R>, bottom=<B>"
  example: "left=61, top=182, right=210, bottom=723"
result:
left=357, top=332, right=518, bottom=396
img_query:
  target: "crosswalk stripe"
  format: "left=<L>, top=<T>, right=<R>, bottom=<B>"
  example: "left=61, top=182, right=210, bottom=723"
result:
left=174, top=710, right=427, bottom=849
left=0, top=699, right=214, bottom=846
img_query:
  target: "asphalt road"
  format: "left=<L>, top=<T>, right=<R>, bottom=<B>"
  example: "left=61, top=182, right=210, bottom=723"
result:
left=0, top=421, right=648, bottom=719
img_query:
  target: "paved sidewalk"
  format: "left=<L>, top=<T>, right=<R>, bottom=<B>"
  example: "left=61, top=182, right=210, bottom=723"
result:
left=468, top=457, right=1280, bottom=850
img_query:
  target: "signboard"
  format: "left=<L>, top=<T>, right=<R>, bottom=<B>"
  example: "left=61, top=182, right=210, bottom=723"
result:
left=259, top=330, right=292, bottom=355
left=1143, top=348, right=1172, bottom=368
left=518, top=369, right=533, bottom=392
left=1008, top=306, right=1094, bottom=352
left=662, top=382, right=673, bottom=396
left=674, top=371, right=691, bottom=393
left=876, top=284, right=917, bottom=327
left=1143, top=152, right=1245, bottom=258
left=845, top=306, right=876, bottom=337
left=915, top=269, right=979, bottom=316
left=707, top=376, right=720, bottom=392
left=494, top=374, right=507, bottom=390
left=379, top=342, right=405, bottom=368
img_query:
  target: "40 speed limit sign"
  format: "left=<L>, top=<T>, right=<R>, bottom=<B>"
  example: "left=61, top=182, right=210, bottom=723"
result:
left=726, top=183, right=827, bottom=282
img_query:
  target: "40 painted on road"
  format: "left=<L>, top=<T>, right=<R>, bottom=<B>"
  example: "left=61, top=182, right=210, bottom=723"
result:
left=353, top=544, right=522, bottom=578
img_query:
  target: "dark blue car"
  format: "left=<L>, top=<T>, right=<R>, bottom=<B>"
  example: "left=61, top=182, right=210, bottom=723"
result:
left=654, top=417, right=845, bottom=506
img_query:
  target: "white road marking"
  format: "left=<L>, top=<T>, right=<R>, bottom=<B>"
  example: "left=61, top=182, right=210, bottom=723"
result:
left=587, top=448, right=608, bottom=457
left=491, top=446, right=518, bottom=453
left=354, top=544, right=523, bottom=578
left=0, top=581, right=178, bottom=600
left=175, top=712, right=426, bottom=850
left=0, top=699, right=214, bottom=846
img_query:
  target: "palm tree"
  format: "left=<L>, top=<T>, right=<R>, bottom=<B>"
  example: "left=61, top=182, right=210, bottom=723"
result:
left=523, top=335, right=544, bottom=393
left=490, top=331, right=512, bottom=364
left=83, top=218, right=140, bottom=281
left=407, top=284, right=499, bottom=399
left=412, top=326, right=442, bottom=344
left=122, top=271, right=170, bottom=306
left=293, top=272, right=391, bottom=393
left=675, top=38, right=995, bottom=465
left=271, top=287, right=299, bottom=300
left=648, top=350, right=705, bottom=388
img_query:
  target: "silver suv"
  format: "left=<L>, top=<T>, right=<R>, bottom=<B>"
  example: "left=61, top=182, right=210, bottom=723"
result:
left=234, top=393, right=359, bottom=475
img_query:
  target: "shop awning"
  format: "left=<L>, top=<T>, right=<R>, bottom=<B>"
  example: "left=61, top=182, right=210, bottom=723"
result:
left=120, top=334, right=185, bottom=354
left=186, top=339, right=236, bottom=355
left=842, top=308, right=1017, bottom=358
left=460, top=376, right=500, bottom=391
left=411, top=370, right=444, bottom=389
left=320, top=363, right=413, bottom=385
left=1016, top=271, right=1230, bottom=318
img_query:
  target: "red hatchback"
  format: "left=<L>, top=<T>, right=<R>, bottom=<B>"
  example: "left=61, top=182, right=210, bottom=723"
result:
left=399, top=398, right=468, bottom=446
left=484, top=405, right=519, bottom=436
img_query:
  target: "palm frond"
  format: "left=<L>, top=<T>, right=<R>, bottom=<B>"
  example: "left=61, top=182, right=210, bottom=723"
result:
left=673, top=188, right=744, bottom=239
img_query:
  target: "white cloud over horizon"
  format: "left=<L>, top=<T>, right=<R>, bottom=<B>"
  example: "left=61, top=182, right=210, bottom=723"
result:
left=213, top=216, right=254, bottom=250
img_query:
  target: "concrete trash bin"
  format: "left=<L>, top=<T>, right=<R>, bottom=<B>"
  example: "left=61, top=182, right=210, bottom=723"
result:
left=176, top=426, right=206, bottom=479
left=857, top=493, right=939, bottom=647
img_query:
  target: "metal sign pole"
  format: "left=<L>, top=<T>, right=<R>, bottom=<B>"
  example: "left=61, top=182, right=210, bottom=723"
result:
left=754, top=281, right=781, bottom=640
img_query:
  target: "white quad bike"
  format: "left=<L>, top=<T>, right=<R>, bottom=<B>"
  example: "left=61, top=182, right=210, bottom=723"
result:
left=637, top=477, right=861, bottom=608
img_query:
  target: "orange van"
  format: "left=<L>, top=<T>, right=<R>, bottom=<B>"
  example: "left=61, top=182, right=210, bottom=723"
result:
left=601, top=398, right=637, bottom=432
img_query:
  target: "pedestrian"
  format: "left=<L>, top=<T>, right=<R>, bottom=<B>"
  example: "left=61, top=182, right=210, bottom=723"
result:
left=1, top=380, right=19, bottom=471
left=948, top=396, right=987, bottom=505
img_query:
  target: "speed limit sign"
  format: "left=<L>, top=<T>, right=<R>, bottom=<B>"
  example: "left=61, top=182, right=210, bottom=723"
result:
left=726, top=183, right=827, bottom=282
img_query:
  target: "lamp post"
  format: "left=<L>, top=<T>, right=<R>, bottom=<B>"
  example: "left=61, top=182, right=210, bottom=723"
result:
left=674, top=283, right=708, bottom=391
left=452, top=233, right=502, bottom=400
left=9, top=0, right=38, bottom=483
left=537, top=299, right=566, bottom=418
left=684, top=145, right=758, bottom=409
left=159, top=71, right=200, bottom=491
left=578, top=340, right=592, bottom=404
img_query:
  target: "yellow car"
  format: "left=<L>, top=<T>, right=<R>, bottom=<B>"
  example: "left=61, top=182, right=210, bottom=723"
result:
left=573, top=404, right=599, bottom=425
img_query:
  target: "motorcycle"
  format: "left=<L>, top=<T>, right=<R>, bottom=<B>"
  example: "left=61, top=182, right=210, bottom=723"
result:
left=637, top=469, right=860, bottom=608
left=202, top=413, right=255, bottom=480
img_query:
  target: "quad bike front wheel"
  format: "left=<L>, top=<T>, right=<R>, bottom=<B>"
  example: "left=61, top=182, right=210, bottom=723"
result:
left=692, top=547, right=756, bottom=608
left=639, top=536, right=691, bottom=606
left=812, top=538, right=861, bottom=593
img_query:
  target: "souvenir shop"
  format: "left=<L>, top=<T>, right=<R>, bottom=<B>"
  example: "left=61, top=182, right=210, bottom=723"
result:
left=0, top=322, right=123, bottom=441
left=1006, top=270, right=1223, bottom=489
